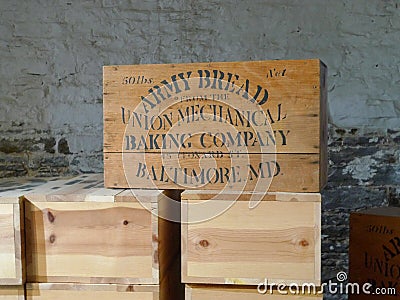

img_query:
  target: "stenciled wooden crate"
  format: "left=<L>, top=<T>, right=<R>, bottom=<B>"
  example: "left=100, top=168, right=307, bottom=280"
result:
left=186, top=284, right=323, bottom=300
left=26, top=283, right=159, bottom=300
left=349, top=207, right=400, bottom=299
left=23, top=174, right=182, bottom=288
left=181, top=191, right=321, bottom=285
left=104, top=59, right=327, bottom=192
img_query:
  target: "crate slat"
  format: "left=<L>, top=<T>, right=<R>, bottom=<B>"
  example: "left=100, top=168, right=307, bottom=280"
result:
left=186, top=284, right=323, bottom=299
left=26, top=283, right=159, bottom=300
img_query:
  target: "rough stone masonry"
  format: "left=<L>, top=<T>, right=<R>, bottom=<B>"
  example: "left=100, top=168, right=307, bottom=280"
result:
left=0, top=1, right=399, bottom=299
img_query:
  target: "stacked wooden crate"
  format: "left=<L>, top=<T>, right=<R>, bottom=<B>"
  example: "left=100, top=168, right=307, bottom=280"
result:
left=0, top=175, right=183, bottom=300
left=0, top=58, right=327, bottom=299
left=103, top=59, right=327, bottom=298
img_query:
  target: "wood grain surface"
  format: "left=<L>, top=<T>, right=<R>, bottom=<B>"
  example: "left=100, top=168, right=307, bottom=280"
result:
left=104, top=152, right=321, bottom=192
left=26, top=283, right=159, bottom=300
left=0, top=202, right=24, bottom=284
left=186, top=284, right=323, bottom=299
left=182, top=193, right=321, bottom=285
left=25, top=201, right=157, bottom=283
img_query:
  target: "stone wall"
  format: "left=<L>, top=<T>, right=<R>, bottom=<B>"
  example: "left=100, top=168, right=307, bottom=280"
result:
left=0, top=1, right=399, bottom=299
left=323, top=127, right=399, bottom=299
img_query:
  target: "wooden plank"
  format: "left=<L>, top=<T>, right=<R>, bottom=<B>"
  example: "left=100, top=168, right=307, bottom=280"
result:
left=103, top=59, right=327, bottom=191
left=104, top=60, right=323, bottom=154
left=104, top=152, right=320, bottom=192
left=18, top=178, right=80, bottom=202
left=13, top=204, right=24, bottom=285
left=313, top=204, right=321, bottom=284
left=319, top=62, right=328, bottom=191
left=26, top=283, right=159, bottom=300
left=106, top=97, right=318, bottom=154
left=186, top=285, right=323, bottom=299
left=0, top=203, right=23, bottom=285
left=0, top=286, right=24, bottom=300
left=349, top=207, right=400, bottom=300
left=0, top=177, right=53, bottom=204
left=182, top=196, right=321, bottom=285
left=115, top=189, right=163, bottom=203
left=182, top=191, right=321, bottom=202
left=159, top=190, right=185, bottom=300
left=22, top=174, right=120, bottom=203
left=0, top=205, right=16, bottom=281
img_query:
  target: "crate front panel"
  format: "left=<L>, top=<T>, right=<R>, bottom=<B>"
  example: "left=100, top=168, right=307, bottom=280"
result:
left=182, top=200, right=321, bottom=285
left=25, top=201, right=158, bottom=284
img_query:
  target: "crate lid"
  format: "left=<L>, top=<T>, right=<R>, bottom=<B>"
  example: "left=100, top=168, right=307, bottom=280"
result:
left=181, top=190, right=321, bottom=202
left=352, top=206, right=400, bottom=217
left=0, top=176, right=55, bottom=203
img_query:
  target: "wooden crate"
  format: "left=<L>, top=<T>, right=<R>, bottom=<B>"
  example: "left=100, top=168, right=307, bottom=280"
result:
left=0, top=178, right=38, bottom=285
left=186, top=284, right=323, bottom=299
left=26, top=283, right=159, bottom=300
left=181, top=191, right=321, bottom=285
left=104, top=59, right=327, bottom=192
left=0, top=203, right=23, bottom=285
left=0, top=286, right=24, bottom=300
left=349, top=207, right=400, bottom=299
left=23, top=175, right=182, bottom=287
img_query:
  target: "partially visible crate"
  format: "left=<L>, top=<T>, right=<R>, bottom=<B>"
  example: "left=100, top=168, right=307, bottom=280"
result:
left=0, top=203, right=23, bottom=285
left=0, top=178, right=63, bottom=299
left=26, top=283, right=159, bottom=300
left=186, top=284, right=323, bottom=299
left=182, top=191, right=321, bottom=286
left=23, top=174, right=182, bottom=288
left=0, top=286, right=24, bottom=300
left=349, top=207, right=400, bottom=299
left=0, top=177, right=44, bottom=284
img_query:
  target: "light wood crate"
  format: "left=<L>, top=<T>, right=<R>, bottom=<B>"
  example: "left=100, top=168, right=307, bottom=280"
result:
left=104, top=59, right=327, bottom=192
left=0, top=177, right=39, bottom=285
left=22, top=174, right=181, bottom=286
left=181, top=191, right=321, bottom=286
